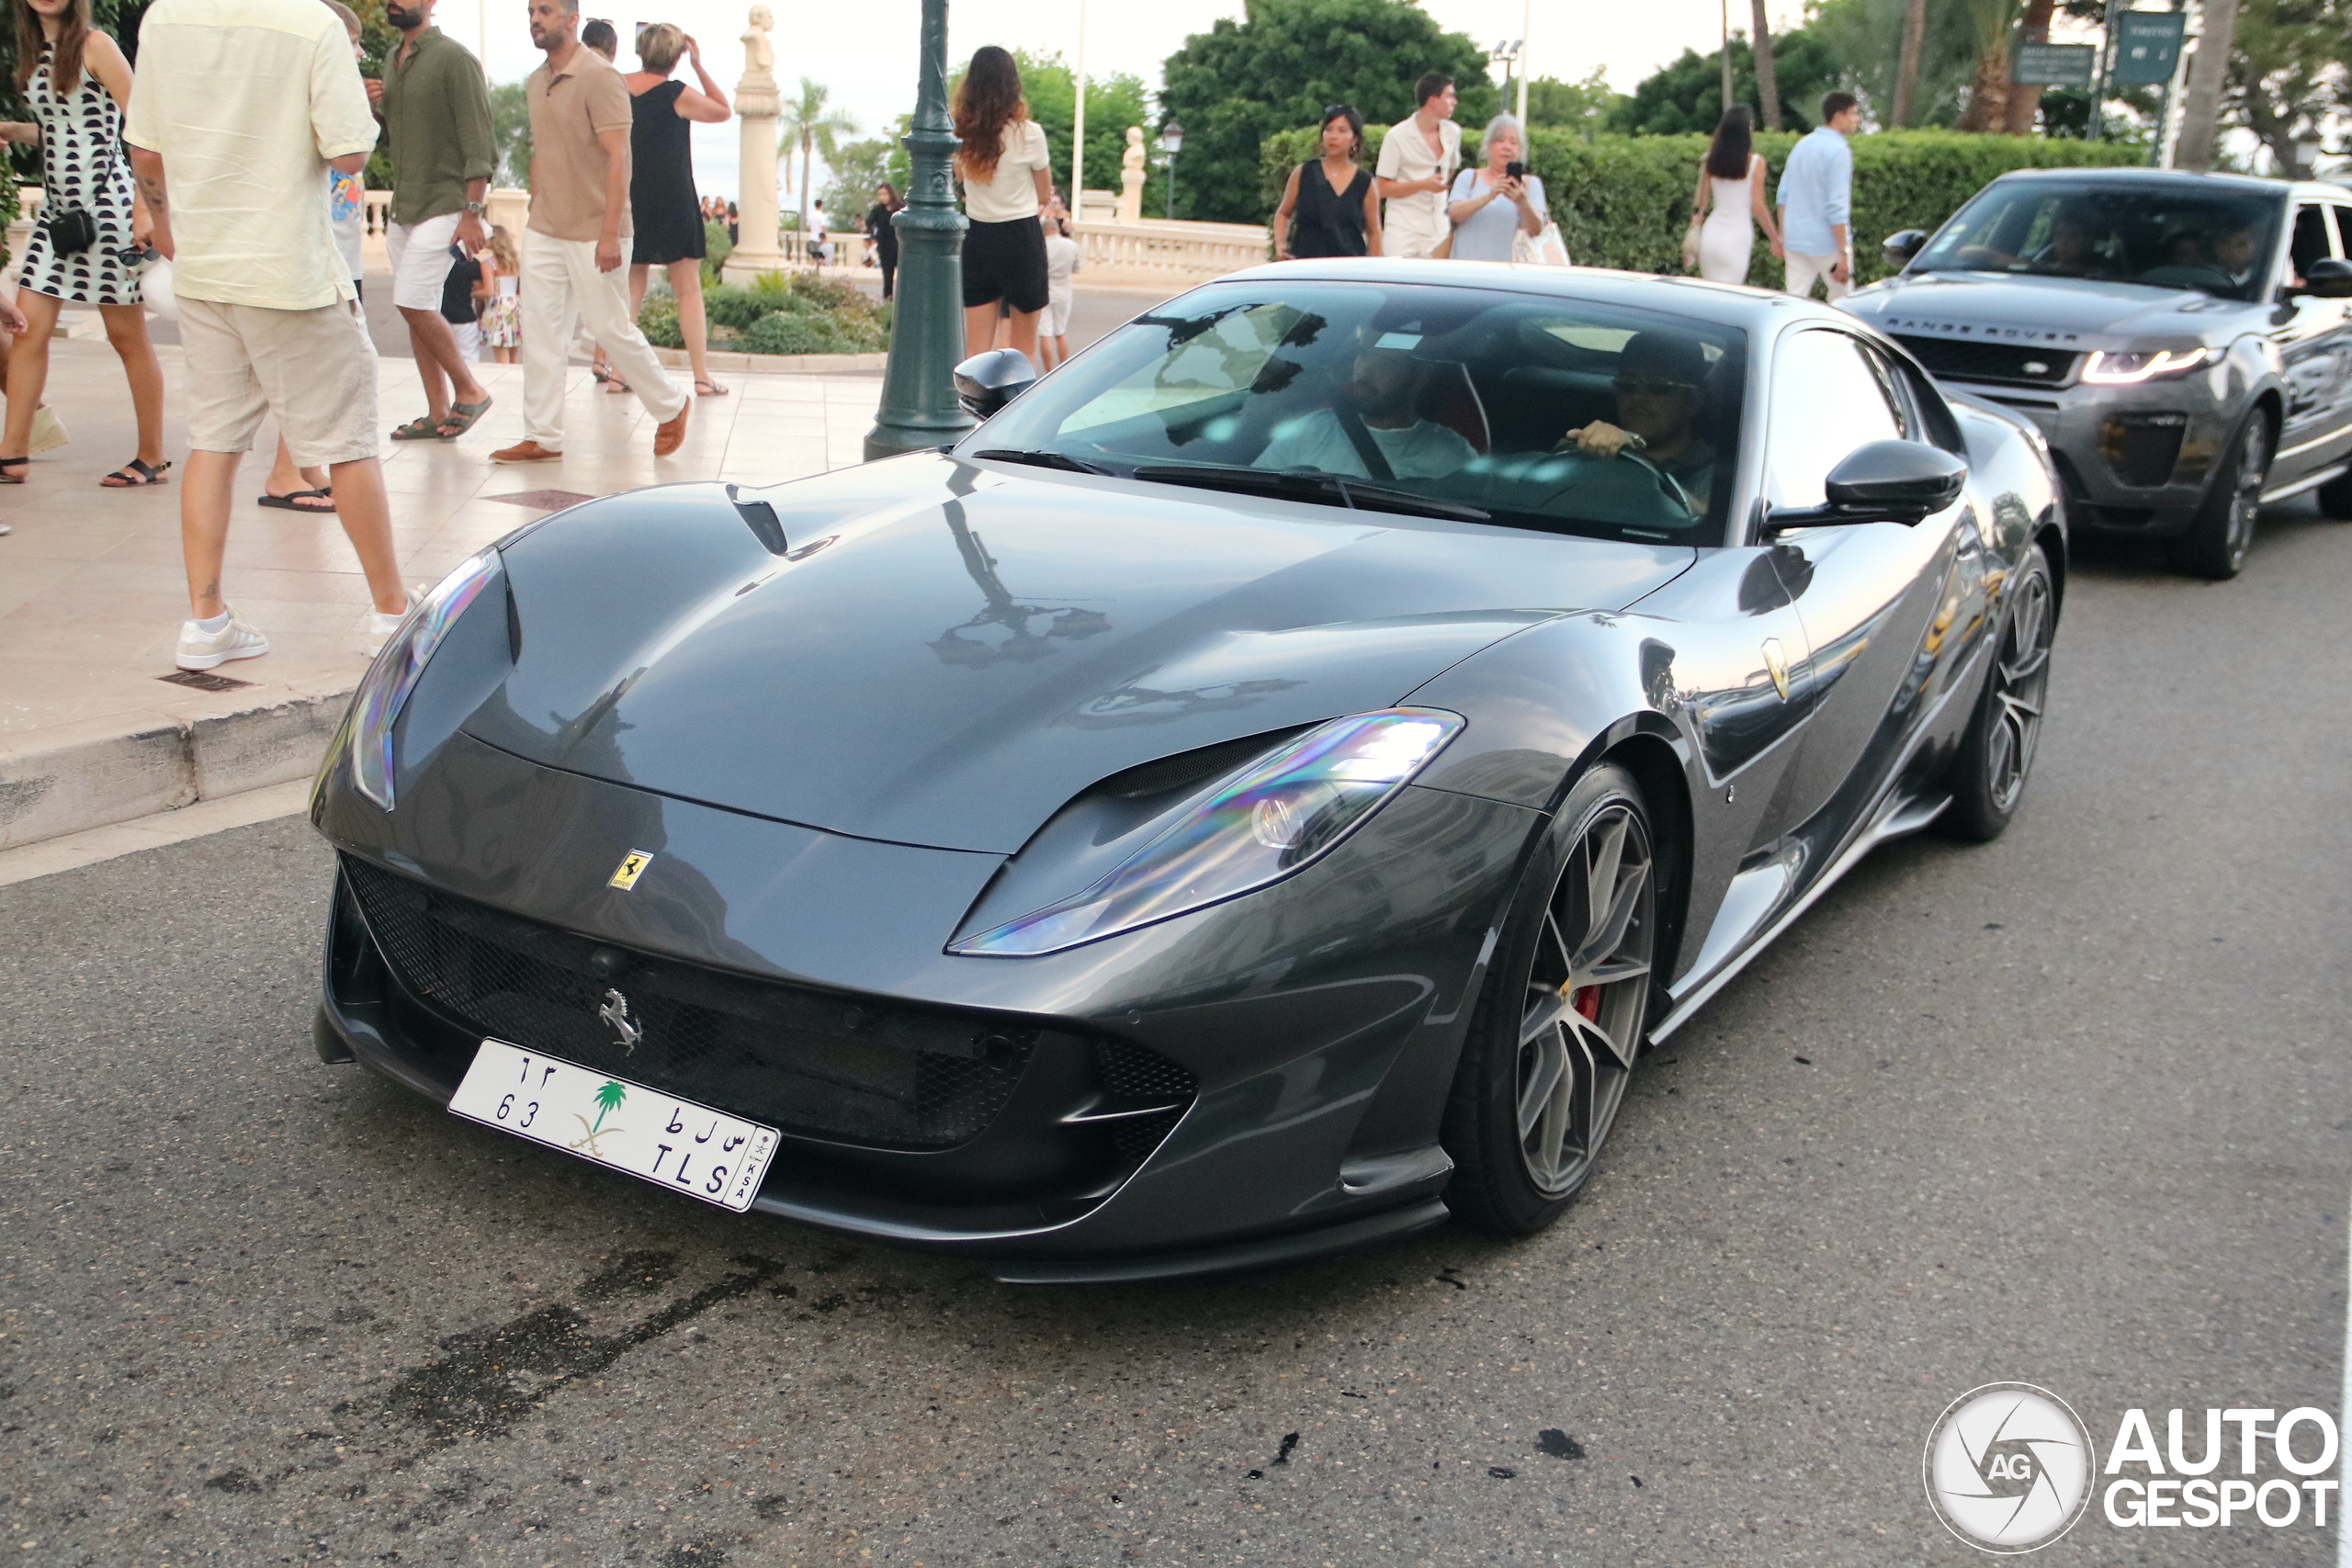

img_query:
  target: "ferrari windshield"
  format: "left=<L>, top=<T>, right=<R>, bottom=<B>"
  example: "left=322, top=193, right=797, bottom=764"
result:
left=967, top=280, right=1747, bottom=544
left=1911, top=178, right=2283, bottom=301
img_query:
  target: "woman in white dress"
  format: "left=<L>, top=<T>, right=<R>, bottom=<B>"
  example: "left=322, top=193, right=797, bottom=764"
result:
left=1690, top=106, right=1782, bottom=286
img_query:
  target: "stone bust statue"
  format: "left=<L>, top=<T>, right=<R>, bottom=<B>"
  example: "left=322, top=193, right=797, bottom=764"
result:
left=1122, top=125, right=1146, bottom=178
left=741, top=5, right=775, bottom=77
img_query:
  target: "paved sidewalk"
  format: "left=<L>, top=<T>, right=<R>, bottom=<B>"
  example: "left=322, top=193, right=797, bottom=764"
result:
left=1, top=336, right=881, bottom=849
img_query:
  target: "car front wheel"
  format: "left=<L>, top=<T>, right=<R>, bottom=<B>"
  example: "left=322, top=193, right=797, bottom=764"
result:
left=1442, top=762, right=1657, bottom=1235
left=1939, top=542, right=2054, bottom=842
left=2177, top=410, right=2271, bottom=580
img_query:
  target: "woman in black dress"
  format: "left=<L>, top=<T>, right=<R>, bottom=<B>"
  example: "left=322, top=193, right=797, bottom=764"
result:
left=1273, top=104, right=1382, bottom=261
left=865, top=182, right=901, bottom=300
left=624, top=23, right=733, bottom=396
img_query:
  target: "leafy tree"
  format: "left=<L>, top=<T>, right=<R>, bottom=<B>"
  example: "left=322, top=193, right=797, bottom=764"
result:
left=1521, top=71, right=1623, bottom=139
left=1609, top=30, right=1842, bottom=135
left=2220, top=0, right=2352, bottom=173
left=820, top=137, right=896, bottom=220
left=779, top=78, right=857, bottom=239
left=1159, top=0, right=1497, bottom=222
left=490, top=79, right=533, bottom=189
left=1805, top=0, right=1993, bottom=128
left=996, top=50, right=1159, bottom=211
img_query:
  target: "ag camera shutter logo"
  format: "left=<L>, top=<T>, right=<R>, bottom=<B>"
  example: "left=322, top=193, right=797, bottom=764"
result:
left=1923, top=1382, right=2096, bottom=1552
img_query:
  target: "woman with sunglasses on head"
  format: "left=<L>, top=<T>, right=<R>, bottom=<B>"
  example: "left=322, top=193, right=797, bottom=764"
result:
left=1273, top=104, right=1381, bottom=261
left=0, top=0, right=166, bottom=487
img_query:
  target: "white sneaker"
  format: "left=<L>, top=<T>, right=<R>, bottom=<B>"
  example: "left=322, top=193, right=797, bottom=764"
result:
left=175, top=609, right=270, bottom=671
left=359, top=598, right=414, bottom=659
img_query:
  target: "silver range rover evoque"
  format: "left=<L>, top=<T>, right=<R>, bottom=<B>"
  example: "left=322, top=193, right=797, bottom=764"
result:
left=1844, top=167, right=2352, bottom=578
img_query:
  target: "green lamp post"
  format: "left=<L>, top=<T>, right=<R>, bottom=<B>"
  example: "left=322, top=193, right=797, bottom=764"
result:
left=864, top=0, right=976, bottom=460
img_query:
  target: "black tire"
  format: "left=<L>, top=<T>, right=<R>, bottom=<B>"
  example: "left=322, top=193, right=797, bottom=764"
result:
left=2318, top=464, right=2352, bottom=521
left=2176, top=409, right=2272, bottom=579
left=1939, top=542, right=2054, bottom=843
left=1442, top=762, right=1657, bottom=1235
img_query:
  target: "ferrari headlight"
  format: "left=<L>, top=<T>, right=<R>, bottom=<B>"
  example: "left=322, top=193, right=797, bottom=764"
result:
left=951, top=709, right=1464, bottom=957
left=347, top=548, right=503, bottom=811
left=2081, top=347, right=2218, bottom=385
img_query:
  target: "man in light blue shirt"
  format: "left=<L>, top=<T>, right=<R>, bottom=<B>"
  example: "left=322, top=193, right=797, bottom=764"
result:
left=1775, top=91, right=1862, bottom=301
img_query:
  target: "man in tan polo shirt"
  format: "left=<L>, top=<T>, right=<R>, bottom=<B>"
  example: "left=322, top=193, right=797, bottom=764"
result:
left=491, top=0, right=687, bottom=463
left=125, top=0, right=412, bottom=671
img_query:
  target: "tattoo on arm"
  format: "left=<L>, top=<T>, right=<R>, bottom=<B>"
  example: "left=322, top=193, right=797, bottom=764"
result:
left=136, top=172, right=168, bottom=216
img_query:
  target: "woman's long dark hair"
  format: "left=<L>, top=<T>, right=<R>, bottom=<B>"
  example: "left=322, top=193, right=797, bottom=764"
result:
left=953, top=45, right=1027, bottom=183
left=876, top=182, right=900, bottom=209
left=1706, top=105, right=1753, bottom=181
left=13, top=0, right=93, bottom=96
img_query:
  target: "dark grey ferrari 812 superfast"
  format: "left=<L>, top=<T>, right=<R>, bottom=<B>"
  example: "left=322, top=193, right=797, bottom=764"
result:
left=311, top=260, right=2064, bottom=1280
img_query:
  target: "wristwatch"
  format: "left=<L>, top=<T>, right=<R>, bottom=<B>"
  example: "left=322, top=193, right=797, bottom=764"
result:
left=463, top=200, right=486, bottom=215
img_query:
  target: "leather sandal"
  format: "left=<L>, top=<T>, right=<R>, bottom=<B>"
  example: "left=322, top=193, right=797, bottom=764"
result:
left=100, top=457, right=172, bottom=487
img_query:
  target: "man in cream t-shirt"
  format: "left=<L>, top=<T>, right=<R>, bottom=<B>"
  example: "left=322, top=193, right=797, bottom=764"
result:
left=1375, top=73, right=1461, bottom=260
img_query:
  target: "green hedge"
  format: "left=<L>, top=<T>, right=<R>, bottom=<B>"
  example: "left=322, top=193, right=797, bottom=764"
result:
left=636, top=269, right=890, bottom=356
left=1260, top=128, right=2144, bottom=288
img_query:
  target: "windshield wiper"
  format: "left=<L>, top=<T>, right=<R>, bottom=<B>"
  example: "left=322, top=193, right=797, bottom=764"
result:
left=971, top=447, right=1112, bottom=476
left=1130, top=464, right=1489, bottom=523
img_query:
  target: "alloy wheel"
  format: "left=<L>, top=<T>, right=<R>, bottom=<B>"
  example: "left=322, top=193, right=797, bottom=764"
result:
left=2222, top=417, right=2270, bottom=571
left=1984, top=564, right=2053, bottom=814
left=1514, top=802, right=1655, bottom=1198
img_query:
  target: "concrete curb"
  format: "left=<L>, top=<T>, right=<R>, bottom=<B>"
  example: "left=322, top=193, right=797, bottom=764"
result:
left=647, top=346, right=888, bottom=377
left=0, top=683, right=355, bottom=852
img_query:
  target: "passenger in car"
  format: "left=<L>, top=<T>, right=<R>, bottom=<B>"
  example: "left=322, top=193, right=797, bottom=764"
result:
left=1551, top=333, right=1717, bottom=509
left=1254, top=344, right=1477, bottom=479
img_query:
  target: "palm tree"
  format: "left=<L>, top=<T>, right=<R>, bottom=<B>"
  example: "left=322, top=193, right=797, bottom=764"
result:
left=590, top=1080, right=627, bottom=1135
left=779, top=78, right=859, bottom=256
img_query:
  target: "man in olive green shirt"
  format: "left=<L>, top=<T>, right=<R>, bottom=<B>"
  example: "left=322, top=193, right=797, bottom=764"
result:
left=368, top=0, right=496, bottom=439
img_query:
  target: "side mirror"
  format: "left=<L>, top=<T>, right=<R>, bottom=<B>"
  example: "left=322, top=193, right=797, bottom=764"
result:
left=1766, top=439, right=1968, bottom=533
left=2291, top=256, right=2352, bottom=299
left=953, top=349, right=1037, bottom=420
left=1882, top=229, right=1928, bottom=271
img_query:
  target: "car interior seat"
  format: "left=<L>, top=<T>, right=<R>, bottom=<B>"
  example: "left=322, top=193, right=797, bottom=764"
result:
left=1415, top=361, right=1492, bottom=455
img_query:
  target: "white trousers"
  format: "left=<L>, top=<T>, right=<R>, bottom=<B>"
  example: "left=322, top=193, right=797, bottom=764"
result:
left=520, top=229, right=686, bottom=449
left=1783, top=250, right=1851, bottom=302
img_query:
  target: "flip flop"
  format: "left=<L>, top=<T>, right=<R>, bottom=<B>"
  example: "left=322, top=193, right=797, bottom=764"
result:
left=434, top=397, right=493, bottom=438
left=695, top=378, right=731, bottom=398
left=100, top=457, right=172, bottom=488
left=390, top=415, right=444, bottom=441
left=258, top=489, right=336, bottom=512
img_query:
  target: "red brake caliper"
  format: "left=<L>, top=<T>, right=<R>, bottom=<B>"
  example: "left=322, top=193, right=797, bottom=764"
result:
left=1568, top=986, right=1601, bottom=1021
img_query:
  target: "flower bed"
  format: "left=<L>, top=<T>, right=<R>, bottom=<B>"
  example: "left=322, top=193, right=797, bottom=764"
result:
left=639, top=270, right=889, bottom=358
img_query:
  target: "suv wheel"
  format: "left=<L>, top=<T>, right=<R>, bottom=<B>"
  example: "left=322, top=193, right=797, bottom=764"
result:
left=2177, top=410, right=2272, bottom=580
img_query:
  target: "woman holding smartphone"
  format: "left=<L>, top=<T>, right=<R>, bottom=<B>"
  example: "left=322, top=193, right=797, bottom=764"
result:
left=1444, top=114, right=1544, bottom=264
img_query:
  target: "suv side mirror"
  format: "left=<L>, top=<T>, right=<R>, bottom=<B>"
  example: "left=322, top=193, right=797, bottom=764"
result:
left=2290, top=257, right=2352, bottom=299
left=1766, top=439, right=1968, bottom=533
left=954, top=349, right=1037, bottom=420
left=1882, top=229, right=1928, bottom=271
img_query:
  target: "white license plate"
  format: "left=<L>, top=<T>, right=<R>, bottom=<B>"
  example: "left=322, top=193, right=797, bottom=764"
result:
left=449, top=1039, right=780, bottom=1213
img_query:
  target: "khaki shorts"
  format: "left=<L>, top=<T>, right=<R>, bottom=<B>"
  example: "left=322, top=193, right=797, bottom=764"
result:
left=180, top=294, right=380, bottom=466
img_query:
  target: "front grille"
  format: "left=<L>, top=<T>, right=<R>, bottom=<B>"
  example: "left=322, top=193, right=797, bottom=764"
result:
left=341, top=854, right=1171, bottom=1153
left=2101, top=415, right=2187, bottom=487
left=1894, top=335, right=2078, bottom=388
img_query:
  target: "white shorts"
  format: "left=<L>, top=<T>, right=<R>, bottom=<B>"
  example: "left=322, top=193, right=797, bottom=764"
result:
left=386, top=211, right=463, bottom=312
left=178, top=295, right=379, bottom=466
left=1045, top=290, right=1073, bottom=337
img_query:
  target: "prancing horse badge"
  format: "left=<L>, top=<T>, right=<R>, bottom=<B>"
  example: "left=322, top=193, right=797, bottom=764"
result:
left=608, top=850, right=655, bottom=890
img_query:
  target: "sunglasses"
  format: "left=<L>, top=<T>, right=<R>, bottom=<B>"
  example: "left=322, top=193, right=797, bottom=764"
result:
left=1614, top=376, right=1697, bottom=397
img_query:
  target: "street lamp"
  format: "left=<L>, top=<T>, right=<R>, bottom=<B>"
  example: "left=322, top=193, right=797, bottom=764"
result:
left=864, top=0, right=976, bottom=460
left=1159, top=120, right=1182, bottom=220
left=1488, top=38, right=1522, bottom=118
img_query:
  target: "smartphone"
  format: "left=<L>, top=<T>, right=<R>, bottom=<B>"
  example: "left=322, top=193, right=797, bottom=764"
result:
left=1506, top=161, right=1526, bottom=180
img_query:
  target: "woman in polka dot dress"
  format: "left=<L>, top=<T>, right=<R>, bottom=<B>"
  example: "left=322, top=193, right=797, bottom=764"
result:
left=0, top=0, right=168, bottom=487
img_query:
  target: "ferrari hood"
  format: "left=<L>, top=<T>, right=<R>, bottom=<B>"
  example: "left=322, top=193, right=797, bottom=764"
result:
left=463, top=457, right=1693, bottom=853
left=1847, top=271, right=2256, bottom=344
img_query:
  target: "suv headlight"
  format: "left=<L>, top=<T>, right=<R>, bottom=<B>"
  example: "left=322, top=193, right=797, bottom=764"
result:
left=2082, top=347, right=2219, bottom=384
left=344, top=549, right=503, bottom=811
left=951, top=708, right=1464, bottom=956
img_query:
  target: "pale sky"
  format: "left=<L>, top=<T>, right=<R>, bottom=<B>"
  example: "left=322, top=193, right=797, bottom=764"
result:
left=448, top=0, right=1811, bottom=209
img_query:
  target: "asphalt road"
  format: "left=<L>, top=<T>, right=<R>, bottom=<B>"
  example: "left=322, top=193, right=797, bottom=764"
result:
left=4, top=503, right=2349, bottom=1567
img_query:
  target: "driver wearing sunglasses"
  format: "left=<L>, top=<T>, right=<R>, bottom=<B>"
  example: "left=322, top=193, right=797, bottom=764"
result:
left=1557, top=331, right=1717, bottom=510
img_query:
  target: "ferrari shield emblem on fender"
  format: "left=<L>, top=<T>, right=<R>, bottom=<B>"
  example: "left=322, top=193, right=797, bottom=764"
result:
left=608, top=850, right=654, bottom=890
left=1760, top=638, right=1792, bottom=703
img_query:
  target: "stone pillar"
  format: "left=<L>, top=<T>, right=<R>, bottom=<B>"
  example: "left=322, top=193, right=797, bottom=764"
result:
left=723, top=5, right=787, bottom=283
left=863, top=0, right=975, bottom=458
left=1116, top=127, right=1146, bottom=225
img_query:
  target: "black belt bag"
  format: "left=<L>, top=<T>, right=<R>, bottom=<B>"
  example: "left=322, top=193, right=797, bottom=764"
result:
left=40, top=123, right=119, bottom=255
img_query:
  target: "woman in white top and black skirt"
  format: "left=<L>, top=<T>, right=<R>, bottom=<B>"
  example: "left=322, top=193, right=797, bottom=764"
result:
left=954, top=46, right=1053, bottom=367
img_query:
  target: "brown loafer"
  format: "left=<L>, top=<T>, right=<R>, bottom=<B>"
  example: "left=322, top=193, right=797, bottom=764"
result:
left=491, top=439, right=562, bottom=464
left=653, top=402, right=689, bottom=457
